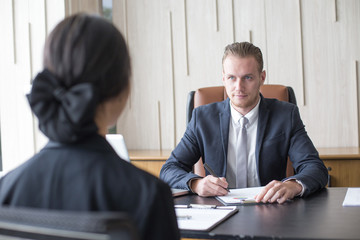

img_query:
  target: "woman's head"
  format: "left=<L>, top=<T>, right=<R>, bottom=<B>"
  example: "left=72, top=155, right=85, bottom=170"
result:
left=28, top=13, right=131, bottom=143
left=44, top=13, right=131, bottom=103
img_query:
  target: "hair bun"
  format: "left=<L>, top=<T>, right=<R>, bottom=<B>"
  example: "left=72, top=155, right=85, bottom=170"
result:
left=27, top=69, right=98, bottom=143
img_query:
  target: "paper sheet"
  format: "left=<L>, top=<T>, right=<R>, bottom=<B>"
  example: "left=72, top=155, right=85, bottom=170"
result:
left=342, top=188, right=360, bottom=206
left=216, top=187, right=263, bottom=205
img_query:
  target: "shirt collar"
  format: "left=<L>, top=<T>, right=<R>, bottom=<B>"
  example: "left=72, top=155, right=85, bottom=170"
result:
left=229, top=96, right=261, bottom=126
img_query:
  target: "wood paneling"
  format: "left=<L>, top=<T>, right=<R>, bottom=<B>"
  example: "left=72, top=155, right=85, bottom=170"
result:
left=2, top=0, right=360, bottom=171
left=265, top=0, right=305, bottom=104
left=130, top=148, right=360, bottom=187
left=45, top=0, right=66, bottom=37
left=65, top=0, right=101, bottom=16
left=112, top=0, right=128, bottom=42
left=300, top=0, right=360, bottom=148
left=131, top=161, right=166, bottom=178
left=129, top=149, right=171, bottom=177
left=0, top=0, right=100, bottom=172
left=318, top=147, right=360, bottom=186
left=323, top=160, right=360, bottom=187
left=114, top=0, right=360, bottom=151
left=0, top=0, right=38, bottom=171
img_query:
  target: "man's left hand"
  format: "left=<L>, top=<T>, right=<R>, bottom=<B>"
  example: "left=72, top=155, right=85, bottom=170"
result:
left=254, top=180, right=302, bottom=204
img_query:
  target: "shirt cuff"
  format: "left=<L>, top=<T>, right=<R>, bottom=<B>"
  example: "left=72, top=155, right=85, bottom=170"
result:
left=187, top=177, right=202, bottom=193
left=284, top=178, right=306, bottom=197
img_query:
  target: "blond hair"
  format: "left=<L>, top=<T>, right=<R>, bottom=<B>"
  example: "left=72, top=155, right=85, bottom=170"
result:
left=222, top=42, right=263, bottom=73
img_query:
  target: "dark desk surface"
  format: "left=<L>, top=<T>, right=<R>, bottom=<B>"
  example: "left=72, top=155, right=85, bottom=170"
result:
left=174, top=188, right=360, bottom=240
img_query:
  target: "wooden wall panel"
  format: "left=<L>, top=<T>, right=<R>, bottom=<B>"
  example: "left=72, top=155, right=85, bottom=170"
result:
left=28, top=0, right=49, bottom=152
left=232, top=0, right=267, bottom=61
left=28, top=0, right=46, bottom=80
left=115, top=0, right=360, bottom=150
left=45, top=0, right=66, bottom=37
left=0, top=0, right=16, bottom=171
left=2, top=0, right=360, bottom=171
left=265, top=0, right=304, bottom=105
left=116, top=0, right=175, bottom=149
left=172, top=0, right=233, bottom=142
left=65, top=0, right=102, bottom=16
left=169, top=0, right=191, bottom=142
left=0, top=0, right=67, bottom=172
left=112, top=0, right=127, bottom=42
left=0, top=0, right=38, bottom=171
left=11, top=0, right=36, bottom=168
left=300, top=0, right=360, bottom=147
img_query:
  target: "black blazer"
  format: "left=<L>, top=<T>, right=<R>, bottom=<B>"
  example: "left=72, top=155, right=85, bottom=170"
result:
left=0, top=134, right=180, bottom=240
left=160, top=96, right=328, bottom=197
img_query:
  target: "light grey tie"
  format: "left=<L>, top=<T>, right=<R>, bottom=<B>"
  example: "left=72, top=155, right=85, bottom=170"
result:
left=236, top=117, right=248, bottom=188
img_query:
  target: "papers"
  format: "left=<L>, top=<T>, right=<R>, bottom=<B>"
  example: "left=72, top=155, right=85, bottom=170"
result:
left=343, top=188, right=360, bottom=206
left=175, top=205, right=238, bottom=231
left=216, top=187, right=263, bottom=205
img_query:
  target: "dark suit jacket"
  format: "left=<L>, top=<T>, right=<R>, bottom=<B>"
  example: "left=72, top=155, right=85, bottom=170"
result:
left=0, top=134, right=180, bottom=240
left=160, top=96, right=328, bottom=197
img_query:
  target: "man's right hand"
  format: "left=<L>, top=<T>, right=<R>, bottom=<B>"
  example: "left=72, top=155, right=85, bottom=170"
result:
left=190, top=175, right=229, bottom=197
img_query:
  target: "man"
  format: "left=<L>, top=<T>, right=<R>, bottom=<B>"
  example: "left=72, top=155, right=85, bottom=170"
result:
left=160, top=42, right=328, bottom=204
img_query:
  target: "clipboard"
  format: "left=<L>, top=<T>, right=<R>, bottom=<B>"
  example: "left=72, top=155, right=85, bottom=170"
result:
left=175, top=204, right=238, bottom=231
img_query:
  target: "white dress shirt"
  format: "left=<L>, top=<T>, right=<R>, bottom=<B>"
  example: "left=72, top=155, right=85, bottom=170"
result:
left=226, top=99, right=261, bottom=188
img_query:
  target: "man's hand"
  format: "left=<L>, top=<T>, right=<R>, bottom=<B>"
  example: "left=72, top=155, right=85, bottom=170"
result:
left=190, top=176, right=229, bottom=197
left=255, top=180, right=302, bottom=204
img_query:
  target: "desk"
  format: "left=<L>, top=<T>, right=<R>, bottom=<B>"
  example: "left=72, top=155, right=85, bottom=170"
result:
left=174, top=188, right=360, bottom=240
left=128, top=150, right=171, bottom=177
left=318, top=147, right=360, bottom=187
left=130, top=148, right=360, bottom=186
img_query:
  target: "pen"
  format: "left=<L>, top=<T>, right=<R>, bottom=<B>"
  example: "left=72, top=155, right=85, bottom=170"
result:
left=204, top=163, right=230, bottom=192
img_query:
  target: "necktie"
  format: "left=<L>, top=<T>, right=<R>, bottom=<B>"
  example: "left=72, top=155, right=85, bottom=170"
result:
left=236, top=117, right=248, bottom=188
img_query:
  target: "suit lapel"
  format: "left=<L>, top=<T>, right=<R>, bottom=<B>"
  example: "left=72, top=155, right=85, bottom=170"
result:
left=256, top=95, right=270, bottom=166
left=219, top=99, right=231, bottom=175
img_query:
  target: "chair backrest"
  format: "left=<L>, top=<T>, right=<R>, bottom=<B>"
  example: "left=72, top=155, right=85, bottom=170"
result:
left=0, top=206, right=139, bottom=240
left=186, top=84, right=296, bottom=178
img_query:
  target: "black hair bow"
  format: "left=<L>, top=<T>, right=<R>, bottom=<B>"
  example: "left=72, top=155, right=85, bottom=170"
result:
left=27, top=69, right=98, bottom=143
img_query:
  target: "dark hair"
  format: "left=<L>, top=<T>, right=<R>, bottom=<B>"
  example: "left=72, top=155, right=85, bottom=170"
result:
left=28, top=13, right=131, bottom=143
left=43, top=13, right=131, bottom=104
left=222, top=42, right=263, bottom=73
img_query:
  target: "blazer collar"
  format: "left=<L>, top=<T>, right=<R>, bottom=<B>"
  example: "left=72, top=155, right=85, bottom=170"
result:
left=219, top=98, right=231, bottom=171
left=45, top=134, right=114, bottom=153
left=255, top=94, right=270, bottom=161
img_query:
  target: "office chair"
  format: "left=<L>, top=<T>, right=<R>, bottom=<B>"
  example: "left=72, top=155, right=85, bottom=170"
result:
left=0, top=206, right=139, bottom=240
left=186, top=84, right=297, bottom=178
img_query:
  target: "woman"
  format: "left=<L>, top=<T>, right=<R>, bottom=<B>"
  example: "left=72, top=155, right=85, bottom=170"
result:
left=0, top=13, right=179, bottom=240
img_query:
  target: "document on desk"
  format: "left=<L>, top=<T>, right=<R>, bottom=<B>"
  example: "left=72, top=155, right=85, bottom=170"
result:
left=175, top=205, right=238, bottom=231
left=216, top=187, right=263, bottom=205
left=342, top=188, right=360, bottom=206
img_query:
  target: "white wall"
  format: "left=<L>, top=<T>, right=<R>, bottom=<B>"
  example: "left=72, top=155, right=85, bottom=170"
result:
left=0, top=0, right=49, bottom=172
left=0, top=0, right=103, bottom=172
left=1, top=0, right=360, bottom=172
left=0, top=0, right=92, bottom=172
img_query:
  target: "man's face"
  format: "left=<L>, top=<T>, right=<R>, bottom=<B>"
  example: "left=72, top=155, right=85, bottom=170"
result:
left=222, top=55, right=265, bottom=115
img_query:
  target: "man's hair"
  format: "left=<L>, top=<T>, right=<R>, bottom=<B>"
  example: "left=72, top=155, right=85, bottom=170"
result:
left=222, top=42, right=263, bottom=73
